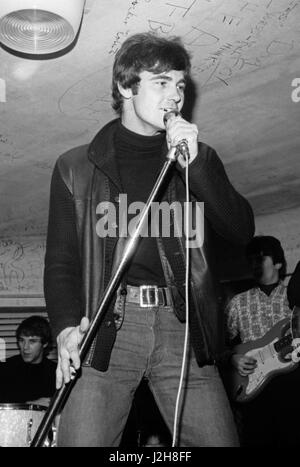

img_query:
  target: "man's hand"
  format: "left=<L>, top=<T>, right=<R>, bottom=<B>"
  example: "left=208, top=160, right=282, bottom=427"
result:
left=231, top=353, right=257, bottom=377
left=165, top=114, right=198, bottom=167
left=56, top=317, right=90, bottom=389
left=291, top=338, right=300, bottom=362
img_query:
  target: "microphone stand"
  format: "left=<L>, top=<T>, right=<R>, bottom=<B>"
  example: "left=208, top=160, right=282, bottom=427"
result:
left=30, top=145, right=181, bottom=447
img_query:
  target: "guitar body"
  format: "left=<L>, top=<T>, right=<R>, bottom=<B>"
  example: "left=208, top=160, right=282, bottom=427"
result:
left=229, top=318, right=298, bottom=403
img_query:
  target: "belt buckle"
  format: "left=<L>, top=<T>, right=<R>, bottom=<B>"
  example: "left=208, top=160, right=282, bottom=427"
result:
left=140, top=285, right=159, bottom=308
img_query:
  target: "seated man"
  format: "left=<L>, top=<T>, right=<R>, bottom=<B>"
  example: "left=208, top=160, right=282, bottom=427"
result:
left=0, top=315, right=56, bottom=406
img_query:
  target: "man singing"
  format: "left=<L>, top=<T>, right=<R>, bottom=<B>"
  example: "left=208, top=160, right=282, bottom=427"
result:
left=44, top=32, right=254, bottom=446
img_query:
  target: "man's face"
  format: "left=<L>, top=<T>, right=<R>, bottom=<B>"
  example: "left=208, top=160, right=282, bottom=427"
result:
left=18, top=334, right=46, bottom=364
left=121, top=69, right=186, bottom=135
left=250, top=254, right=281, bottom=285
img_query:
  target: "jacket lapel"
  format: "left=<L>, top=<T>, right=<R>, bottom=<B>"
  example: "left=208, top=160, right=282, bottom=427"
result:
left=88, top=119, right=123, bottom=192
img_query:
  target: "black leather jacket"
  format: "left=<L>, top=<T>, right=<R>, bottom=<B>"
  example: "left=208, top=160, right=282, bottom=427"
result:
left=44, top=119, right=254, bottom=370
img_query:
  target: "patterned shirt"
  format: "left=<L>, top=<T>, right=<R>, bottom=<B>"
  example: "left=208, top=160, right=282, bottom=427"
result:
left=226, top=283, right=291, bottom=343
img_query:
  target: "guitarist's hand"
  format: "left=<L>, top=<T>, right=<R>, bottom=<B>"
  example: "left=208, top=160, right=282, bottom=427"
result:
left=231, top=353, right=257, bottom=377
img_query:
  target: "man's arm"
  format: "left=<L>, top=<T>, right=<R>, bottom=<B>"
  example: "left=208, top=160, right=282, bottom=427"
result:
left=226, top=298, right=256, bottom=376
left=44, top=162, right=82, bottom=338
left=44, top=163, right=89, bottom=387
left=178, top=142, right=255, bottom=245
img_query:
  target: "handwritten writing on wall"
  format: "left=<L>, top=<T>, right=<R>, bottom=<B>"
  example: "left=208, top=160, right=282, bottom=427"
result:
left=0, top=238, right=45, bottom=295
left=58, top=0, right=299, bottom=122
left=108, top=0, right=299, bottom=82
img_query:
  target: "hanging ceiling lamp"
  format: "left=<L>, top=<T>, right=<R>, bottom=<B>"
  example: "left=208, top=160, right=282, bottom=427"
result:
left=0, top=0, right=86, bottom=54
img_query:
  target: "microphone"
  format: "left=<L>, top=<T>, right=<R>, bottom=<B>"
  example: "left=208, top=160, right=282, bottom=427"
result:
left=163, top=110, right=190, bottom=161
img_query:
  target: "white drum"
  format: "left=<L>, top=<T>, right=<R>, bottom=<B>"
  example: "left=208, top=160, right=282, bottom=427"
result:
left=0, top=403, right=54, bottom=447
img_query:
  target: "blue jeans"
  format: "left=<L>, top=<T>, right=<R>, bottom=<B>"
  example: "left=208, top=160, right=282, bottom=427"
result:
left=57, top=302, right=239, bottom=447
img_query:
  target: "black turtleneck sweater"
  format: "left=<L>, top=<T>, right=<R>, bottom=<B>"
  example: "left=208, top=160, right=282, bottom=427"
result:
left=0, top=355, right=56, bottom=403
left=115, top=121, right=166, bottom=286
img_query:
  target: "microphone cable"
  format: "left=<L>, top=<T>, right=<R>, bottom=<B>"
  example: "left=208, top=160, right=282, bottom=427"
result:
left=171, top=148, right=191, bottom=447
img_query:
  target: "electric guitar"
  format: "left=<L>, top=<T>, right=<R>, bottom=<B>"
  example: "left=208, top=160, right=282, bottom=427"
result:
left=228, top=308, right=300, bottom=403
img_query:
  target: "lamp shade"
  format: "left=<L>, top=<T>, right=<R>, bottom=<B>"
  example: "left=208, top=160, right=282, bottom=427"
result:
left=0, top=0, right=86, bottom=54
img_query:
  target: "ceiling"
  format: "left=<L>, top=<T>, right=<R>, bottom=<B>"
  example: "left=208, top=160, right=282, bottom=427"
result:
left=0, top=0, right=300, bottom=295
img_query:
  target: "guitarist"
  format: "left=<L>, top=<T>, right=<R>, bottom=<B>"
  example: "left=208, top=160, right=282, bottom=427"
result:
left=226, top=236, right=300, bottom=447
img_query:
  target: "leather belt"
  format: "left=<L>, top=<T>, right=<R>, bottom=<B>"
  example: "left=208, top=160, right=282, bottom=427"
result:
left=125, top=285, right=172, bottom=308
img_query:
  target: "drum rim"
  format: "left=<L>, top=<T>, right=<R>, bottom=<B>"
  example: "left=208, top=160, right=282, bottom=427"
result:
left=0, top=403, right=47, bottom=411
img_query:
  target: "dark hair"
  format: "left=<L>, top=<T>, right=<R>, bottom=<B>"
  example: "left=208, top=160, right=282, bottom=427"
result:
left=16, top=315, right=53, bottom=349
left=245, top=235, right=287, bottom=279
left=112, top=32, right=191, bottom=115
